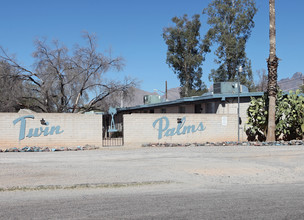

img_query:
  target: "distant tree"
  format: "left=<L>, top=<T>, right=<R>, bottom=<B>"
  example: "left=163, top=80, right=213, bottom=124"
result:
left=255, top=69, right=268, bottom=92
left=84, top=79, right=136, bottom=111
left=163, top=14, right=207, bottom=97
left=0, top=61, right=24, bottom=112
left=266, top=0, right=279, bottom=141
left=0, top=32, right=137, bottom=113
left=202, top=0, right=257, bottom=90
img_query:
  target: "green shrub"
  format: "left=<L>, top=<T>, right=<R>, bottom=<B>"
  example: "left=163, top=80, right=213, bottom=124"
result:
left=246, top=89, right=304, bottom=141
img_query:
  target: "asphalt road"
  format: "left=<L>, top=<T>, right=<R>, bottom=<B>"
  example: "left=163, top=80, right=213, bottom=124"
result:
left=1, top=184, right=304, bottom=219
left=1, top=146, right=304, bottom=219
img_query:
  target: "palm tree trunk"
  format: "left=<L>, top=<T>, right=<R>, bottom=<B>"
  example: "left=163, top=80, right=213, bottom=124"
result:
left=267, top=0, right=279, bottom=141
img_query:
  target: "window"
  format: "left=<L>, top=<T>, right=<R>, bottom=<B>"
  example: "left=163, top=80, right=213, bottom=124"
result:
left=206, top=102, right=219, bottom=113
left=161, top=108, right=166, bottom=113
left=206, top=102, right=214, bottom=113
left=195, top=104, right=202, bottom=113
left=179, top=106, right=186, bottom=113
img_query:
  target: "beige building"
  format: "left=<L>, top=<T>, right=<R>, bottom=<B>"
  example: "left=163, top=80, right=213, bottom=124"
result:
left=113, top=86, right=264, bottom=145
left=117, top=91, right=263, bottom=123
left=0, top=83, right=264, bottom=148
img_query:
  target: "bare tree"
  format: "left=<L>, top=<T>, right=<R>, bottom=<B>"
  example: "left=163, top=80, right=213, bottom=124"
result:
left=0, top=32, right=137, bottom=113
left=255, top=69, right=268, bottom=92
left=0, top=61, right=24, bottom=111
left=80, top=77, right=137, bottom=113
left=92, top=82, right=136, bottom=112
left=267, top=0, right=279, bottom=141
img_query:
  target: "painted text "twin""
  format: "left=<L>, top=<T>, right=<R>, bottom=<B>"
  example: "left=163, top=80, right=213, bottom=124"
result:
left=13, top=115, right=64, bottom=141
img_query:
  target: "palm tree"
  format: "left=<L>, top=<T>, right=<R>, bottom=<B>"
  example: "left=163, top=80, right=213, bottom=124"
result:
left=266, top=0, right=279, bottom=141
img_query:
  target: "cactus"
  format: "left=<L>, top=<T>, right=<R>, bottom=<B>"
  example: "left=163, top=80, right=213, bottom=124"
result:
left=246, top=89, right=304, bottom=141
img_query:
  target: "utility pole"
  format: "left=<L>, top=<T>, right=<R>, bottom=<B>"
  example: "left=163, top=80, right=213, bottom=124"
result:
left=238, top=66, right=243, bottom=143
left=165, top=81, right=168, bottom=101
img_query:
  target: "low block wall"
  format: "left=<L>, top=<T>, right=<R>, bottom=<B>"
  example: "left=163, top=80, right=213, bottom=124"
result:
left=124, top=114, right=246, bottom=146
left=0, top=113, right=102, bottom=149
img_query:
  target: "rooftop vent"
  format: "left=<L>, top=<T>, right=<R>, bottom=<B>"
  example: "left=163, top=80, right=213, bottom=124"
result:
left=213, top=82, right=248, bottom=94
left=143, top=95, right=161, bottom=105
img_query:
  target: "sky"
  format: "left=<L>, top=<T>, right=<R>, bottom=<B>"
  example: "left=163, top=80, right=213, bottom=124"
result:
left=0, top=0, right=303, bottom=93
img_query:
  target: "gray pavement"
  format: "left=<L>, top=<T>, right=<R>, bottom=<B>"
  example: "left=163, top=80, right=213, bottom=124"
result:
left=1, top=146, right=304, bottom=219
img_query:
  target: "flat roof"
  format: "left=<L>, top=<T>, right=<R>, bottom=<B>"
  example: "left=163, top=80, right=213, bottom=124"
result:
left=118, top=92, right=264, bottom=112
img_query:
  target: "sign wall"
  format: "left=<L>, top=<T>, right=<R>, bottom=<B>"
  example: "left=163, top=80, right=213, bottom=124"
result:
left=124, top=114, right=245, bottom=146
left=0, top=113, right=102, bottom=149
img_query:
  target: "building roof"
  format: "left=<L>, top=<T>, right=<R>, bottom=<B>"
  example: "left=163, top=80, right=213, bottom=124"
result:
left=117, top=92, right=264, bottom=112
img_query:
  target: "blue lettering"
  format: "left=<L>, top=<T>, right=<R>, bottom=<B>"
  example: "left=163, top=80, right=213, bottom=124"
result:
left=26, top=128, right=34, bottom=138
left=153, top=117, right=169, bottom=139
left=182, top=125, right=196, bottom=134
left=196, top=122, right=206, bottom=131
left=26, top=127, right=44, bottom=138
left=41, top=127, right=50, bottom=136
left=13, top=115, right=34, bottom=141
left=13, top=115, right=64, bottom=141
left=49, top=126, right=64, bottom=135
left=152, top=117, right=206, bottom=139
left=164, top=128, right=176, bottom=137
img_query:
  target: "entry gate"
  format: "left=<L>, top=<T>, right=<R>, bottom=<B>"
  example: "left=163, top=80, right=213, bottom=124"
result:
left=102, top=113, right=123, bottom=147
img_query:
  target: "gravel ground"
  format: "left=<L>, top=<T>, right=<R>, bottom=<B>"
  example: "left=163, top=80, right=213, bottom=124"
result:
left=1, top=146, right=304, bottom=219
left=1, top=145, right=304, bottom=191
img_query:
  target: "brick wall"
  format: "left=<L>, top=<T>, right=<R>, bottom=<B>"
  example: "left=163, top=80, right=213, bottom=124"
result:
left=124, top=114, right=246, bottom=146
left=0, top=113, right=102, bottom=149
